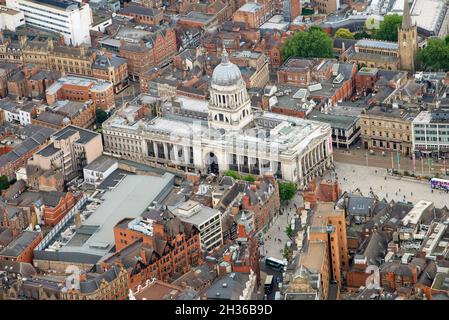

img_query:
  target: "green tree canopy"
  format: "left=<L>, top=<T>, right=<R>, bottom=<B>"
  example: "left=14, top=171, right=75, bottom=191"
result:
left=285, top=224, right=294, bottom=239
left=96, top=108, right=109, bottom=125
left=374, top=14, right=402, bottom=42
left=335, top=28, right=354, bottom=39
left=417, top=37, right=449, bottom=71
left=0, top=175, right=9, bottom=190
left=278, top=181, right=297, bottom=201
left=225, top=170, right=240, bottom=180
left=283, top=243, right=290, bottom=260
left=281, top=27, right=333, bottom=61
left=243, top=175, right=256, bottom=182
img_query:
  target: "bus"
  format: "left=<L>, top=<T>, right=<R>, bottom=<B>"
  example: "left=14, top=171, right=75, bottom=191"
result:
left=264, top=275, right=274, bottom=294
left=430, top=178, right=449, bottom=191
left=265, top=257, right=287, bottom=272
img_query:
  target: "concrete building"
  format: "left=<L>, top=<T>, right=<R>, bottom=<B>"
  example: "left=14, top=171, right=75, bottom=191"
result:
left=28, top=125, right=103, bottom=181
left=173, top=200, right=223, bottom=252
left=83, top=155, right=118, bottom=187
left=102, top=49, right=333, bottom=188
left=5, top=0, right=92, bottom=46
left=412, top=111, right=449, bottom=158
left=0, top=5, right=24, bottom=31
left=308, top=110, right=361, bottom=149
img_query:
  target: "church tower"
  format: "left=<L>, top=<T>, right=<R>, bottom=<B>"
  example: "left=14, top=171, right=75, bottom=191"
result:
left=398, top=0, right=418, bottom=72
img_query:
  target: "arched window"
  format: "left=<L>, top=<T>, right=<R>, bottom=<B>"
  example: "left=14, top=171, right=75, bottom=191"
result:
left=219, top=114, right=224, bottom=121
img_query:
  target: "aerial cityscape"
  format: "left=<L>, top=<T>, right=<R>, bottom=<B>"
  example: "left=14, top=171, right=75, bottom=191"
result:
left=0, top=0, right=448, bottom=303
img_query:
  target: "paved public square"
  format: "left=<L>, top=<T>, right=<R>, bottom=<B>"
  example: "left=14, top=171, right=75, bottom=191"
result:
left=327, top=162, right=449, bottom=208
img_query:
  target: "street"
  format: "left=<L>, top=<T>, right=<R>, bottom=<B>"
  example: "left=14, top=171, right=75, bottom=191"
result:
left=115, top=81, right=141, bottom=109
left=258, top=193, right=303, bottom=300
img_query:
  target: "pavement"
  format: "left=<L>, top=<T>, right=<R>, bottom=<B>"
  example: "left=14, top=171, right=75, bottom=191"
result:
left=328, top=162, right=449, bottom=208
left=333, top=148, right=449, bottom=177
left=260, top=193, right=303, bottom=260
left=257, top=193, right=303, bottom=300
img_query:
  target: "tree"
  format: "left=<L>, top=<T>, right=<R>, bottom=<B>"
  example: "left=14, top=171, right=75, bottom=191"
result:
left=225, top=170, right=240, bottom=180
left=416, top=37, right=449, bottom=71
left=0, top=175, right=9, bottom=190
left=96, top=108, right=109, bottom=125
left=354, top=31, right=371, bottom=39
left=374, top=14, right=402, bottom=42
left=283, top=244, right=290, bottom=260
left=335, top=28, right=354, bottom=39
left=285, top=223, right=294, bottom=239
left=281, top=27, right=333, bottom=61
left=278, top=181, right=297, bottom=201
left=243, top=175, right=256, bottom=182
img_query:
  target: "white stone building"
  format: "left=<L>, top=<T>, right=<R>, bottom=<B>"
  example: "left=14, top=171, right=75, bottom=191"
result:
left=0, top=5, right=25, bottom=31
left=102, top=49, right=333, bottom=187
left=5, top=0, right=92, bottom=46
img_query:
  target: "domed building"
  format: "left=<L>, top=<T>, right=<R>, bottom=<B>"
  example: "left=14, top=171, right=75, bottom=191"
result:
left=208, top=47, right=253, bottom=130
left=103, top=48, right=334, bottom=188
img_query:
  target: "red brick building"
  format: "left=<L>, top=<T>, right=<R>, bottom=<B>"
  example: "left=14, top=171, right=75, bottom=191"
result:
left=40, top=192, right=77, bottom=227
left=91, top=54, right=129, bottom=94
left=6, top=65, right=60, bottom=99
left=106, top=208, right=202, bottom=290
left=219, top=175, right=280, bottom=235
left=45, top=76, right=115, bottom=111
left=233, top=2, right=272, bottom=29
left=303, top=179, right=342, bottom=206
left=118, top=5, right=163, bottom=26
left=0, top=230, right=42, bottom=263
left=278, top=58, right=357, bottom=105
left=119, top=29, right=177, bottom=81
left=355, top=67, right=380, bottom=95
left=380, top=262, right=418, bottom=291
left=254, top=32, right=284, bottom=71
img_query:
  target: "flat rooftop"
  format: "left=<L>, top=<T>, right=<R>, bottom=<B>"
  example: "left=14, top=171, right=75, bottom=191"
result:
left=46, top=76, right=112, bottom=95
left=27, top=0, right=82, bottom=11
left=40, top=174, right=174, bottom=261
left=413, top=110, right=449, bottom=124
left=300, top=240, right=326, bottom=272
left=173, top=200, right=220, bottom=226
left=308, top=110, right=358, bottom=130
left=83, top=155, right=118, bottom=173
left=238, top=2, right=263, bottom=13
left=409, top=0, right=447, bottom=34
